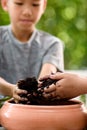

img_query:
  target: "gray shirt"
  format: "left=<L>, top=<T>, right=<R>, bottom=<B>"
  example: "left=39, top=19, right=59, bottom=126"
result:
left=0, top=25, right=64, bottom=84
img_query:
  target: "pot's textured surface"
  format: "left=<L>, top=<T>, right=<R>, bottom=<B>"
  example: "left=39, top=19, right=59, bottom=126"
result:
left=0, top=100, right=87, bottom=130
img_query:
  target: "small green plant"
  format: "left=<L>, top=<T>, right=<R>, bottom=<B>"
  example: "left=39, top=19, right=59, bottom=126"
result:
left=0, top=96, right=11, bottom=108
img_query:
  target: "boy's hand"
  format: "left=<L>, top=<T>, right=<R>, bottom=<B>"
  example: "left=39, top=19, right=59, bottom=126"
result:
left=13, top=85, right=28, bottom=103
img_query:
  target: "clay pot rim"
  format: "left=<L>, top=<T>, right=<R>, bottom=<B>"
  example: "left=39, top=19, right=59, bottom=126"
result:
left=4, top=99, right=84, bottom=110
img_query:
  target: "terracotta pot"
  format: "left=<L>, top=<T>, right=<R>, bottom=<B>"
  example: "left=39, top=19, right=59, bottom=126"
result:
left=0, top=99, right=87, bottom=130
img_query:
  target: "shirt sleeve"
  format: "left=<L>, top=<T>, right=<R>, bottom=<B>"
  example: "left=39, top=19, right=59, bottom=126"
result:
left=42, top=40, right=64, bottom=72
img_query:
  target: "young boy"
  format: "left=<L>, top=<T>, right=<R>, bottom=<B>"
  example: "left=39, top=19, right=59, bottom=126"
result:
left=0, top=0, right=64, bottom=98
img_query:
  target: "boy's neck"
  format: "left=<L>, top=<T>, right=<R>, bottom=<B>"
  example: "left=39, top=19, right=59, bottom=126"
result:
left=11, top=28, right=35, bottom=43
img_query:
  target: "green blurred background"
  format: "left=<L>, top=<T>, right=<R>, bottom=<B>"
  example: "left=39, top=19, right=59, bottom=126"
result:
left=0, top=0, right=87, bottom=70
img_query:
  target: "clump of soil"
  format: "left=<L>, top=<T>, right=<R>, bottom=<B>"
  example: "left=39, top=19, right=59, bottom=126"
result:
left=10, top=77, right=79, bottom=106
left=16, top=77, right=59, bottom=105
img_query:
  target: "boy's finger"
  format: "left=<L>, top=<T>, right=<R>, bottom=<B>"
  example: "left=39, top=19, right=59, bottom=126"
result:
left=39, top=75, right=50, bottom=81
left=15, top=88, right=27, bottom=94
left=18, top=89, right=27, bottom=94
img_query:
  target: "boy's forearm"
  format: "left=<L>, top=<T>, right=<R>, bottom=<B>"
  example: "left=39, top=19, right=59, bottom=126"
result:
left=38, top=63, right=57, bottom=80
left=0, top=77, right=15, bottom=97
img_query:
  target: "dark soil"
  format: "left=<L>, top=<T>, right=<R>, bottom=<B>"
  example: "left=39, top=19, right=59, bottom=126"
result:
left=10, top=77, right=80, bottom=106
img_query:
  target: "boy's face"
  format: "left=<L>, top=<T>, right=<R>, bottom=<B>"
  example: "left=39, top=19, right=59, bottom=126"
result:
left=1, top=0, right=47, bottom=32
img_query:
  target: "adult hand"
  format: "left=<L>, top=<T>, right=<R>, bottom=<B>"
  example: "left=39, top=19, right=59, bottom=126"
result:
left=41, top=72, right=87, bottom=100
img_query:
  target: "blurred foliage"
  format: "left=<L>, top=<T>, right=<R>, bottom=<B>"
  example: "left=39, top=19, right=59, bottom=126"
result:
left=0, top=0, right=87, bottom=70
left=0, top=96, right=11, bottom=108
